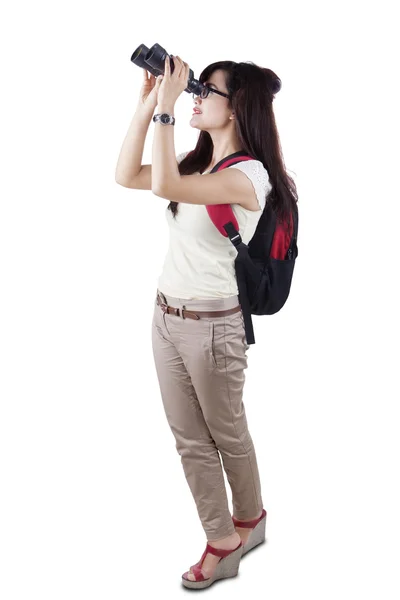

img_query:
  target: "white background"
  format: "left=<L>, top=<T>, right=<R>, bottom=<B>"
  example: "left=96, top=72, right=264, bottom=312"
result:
left=1, top=1, right=399, bottom=598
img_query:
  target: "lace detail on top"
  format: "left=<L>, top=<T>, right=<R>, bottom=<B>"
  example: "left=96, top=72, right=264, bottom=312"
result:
left=227, top=161, right=270, bottom=211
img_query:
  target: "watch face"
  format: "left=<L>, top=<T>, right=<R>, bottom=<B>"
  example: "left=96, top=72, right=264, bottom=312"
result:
left=161, top=113, right=170, bottom=124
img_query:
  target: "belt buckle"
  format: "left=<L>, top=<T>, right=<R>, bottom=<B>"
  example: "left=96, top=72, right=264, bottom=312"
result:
left=181, top=305, right=200, bottom=320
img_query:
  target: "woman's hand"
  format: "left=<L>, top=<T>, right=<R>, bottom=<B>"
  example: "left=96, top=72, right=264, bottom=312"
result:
left=157, top=55, right=190, bottom=109
left=137, top=68, right=164, bottom=113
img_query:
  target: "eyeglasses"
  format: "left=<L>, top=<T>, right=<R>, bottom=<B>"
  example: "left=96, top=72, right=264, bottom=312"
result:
left=192, top=86, right=230, bottom=100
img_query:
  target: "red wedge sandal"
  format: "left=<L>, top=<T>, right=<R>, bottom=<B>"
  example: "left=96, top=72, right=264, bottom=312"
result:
left=181, top=540, right=243, bottom=589
left=232, top=508, right=267, bottom=556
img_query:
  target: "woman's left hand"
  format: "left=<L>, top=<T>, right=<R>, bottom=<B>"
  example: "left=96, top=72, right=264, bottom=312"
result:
left=157, top=55, right=190, bottom=108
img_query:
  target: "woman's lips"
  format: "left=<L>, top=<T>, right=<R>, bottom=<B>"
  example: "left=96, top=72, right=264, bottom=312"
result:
left=192, top=109, right=202, bottom=115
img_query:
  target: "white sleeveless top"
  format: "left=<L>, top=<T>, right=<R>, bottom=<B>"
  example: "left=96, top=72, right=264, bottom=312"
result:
left=156, top=150, right=272, bottom=299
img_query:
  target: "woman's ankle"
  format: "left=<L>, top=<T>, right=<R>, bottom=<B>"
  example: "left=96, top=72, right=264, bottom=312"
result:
left=208, top=530, right=241, bottom=548
left=233, top=509, right=263, bottom=522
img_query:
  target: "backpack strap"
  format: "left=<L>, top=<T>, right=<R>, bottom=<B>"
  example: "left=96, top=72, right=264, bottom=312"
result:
left=206, top=151, right=258, bottom=345
left=207, top=152, right=255, bottom=236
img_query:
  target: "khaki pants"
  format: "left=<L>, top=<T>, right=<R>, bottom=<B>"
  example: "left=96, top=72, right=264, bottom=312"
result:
left=151, top=289, right=264, bottom=542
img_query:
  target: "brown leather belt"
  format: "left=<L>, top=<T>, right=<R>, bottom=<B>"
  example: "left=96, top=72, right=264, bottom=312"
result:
left=156, top=292, right=242, bottom=320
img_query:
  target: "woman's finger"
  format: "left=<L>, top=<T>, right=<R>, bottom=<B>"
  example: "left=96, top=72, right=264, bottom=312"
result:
left=165, top=54, right=170, bottom=76
left=178, top=60, right=187, bottom=79
left=179, top=57, right=187, bottom=76
left=175, top=56, right=184, bottom=77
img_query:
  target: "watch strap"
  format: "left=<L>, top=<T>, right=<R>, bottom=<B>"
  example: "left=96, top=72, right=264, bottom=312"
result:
left=153, top=113, right=175, bottom=125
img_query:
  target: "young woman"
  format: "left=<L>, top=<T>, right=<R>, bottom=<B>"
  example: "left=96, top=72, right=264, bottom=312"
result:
left=115, top=55, right=298, bottom=589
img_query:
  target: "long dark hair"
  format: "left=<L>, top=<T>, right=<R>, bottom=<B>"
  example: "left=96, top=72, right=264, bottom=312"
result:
left=169, top=60, right=298, bottom=234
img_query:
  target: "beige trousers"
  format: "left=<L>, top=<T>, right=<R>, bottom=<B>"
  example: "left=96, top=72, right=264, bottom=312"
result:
left=151, top=289, right=264, bottom=542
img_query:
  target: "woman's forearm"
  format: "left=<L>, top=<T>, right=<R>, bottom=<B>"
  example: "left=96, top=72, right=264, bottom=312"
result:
left=115, top=106, right=154, bottom=184
left=152, top=103, right=181, bottom=194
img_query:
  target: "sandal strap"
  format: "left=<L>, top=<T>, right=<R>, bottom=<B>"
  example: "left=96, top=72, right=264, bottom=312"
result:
left=232, top=508, right=267, bottom=529
left=205, top=540, right=242, bottom=558
left=190, top=547, right=208, bottom=571
left=191, top=563, right=207, bottom=581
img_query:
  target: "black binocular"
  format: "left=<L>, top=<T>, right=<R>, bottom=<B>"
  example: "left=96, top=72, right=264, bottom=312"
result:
left=131, top=43, right=208, bottom=98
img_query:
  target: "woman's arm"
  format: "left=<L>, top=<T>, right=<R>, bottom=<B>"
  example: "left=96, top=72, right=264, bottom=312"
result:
left=151, top=102, right=181, bottom=195
left=115, top=106, right=154, bottom=186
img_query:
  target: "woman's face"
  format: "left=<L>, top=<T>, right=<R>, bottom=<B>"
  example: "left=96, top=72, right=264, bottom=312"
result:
left=190, top=69, right=232, bottom=130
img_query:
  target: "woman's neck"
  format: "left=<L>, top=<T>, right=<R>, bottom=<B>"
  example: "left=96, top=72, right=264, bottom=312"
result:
left=204, top=148, right=243, bottom=173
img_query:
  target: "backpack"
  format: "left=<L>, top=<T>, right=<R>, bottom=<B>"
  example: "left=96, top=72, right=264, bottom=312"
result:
left=206, top=150, right=299, bottom=345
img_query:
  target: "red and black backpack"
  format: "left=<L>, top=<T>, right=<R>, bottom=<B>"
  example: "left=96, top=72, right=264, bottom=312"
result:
left=205, top=151, right=299, bottom=345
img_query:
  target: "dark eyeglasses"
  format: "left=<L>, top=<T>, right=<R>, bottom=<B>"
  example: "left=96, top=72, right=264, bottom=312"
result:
left=192, top=86, right=230, bottom=100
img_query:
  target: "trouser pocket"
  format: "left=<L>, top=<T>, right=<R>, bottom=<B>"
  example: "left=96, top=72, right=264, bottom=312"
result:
left=209, top=321, right=217, bottom=368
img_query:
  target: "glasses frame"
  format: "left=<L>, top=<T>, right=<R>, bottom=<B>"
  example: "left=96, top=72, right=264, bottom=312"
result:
left=192, top=86, right=230, bottom=100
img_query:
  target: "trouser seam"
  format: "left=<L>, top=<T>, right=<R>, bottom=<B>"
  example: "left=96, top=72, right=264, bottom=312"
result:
left=223, top=315, right=260, bottom=513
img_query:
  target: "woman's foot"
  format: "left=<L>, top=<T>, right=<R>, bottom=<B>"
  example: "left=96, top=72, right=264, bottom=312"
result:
left=233, top=510, right=264, bottom=545
left=185, top=531, right=242, bottom=582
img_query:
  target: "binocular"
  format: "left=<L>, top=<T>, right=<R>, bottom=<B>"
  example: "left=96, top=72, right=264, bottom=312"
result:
left=131, top=43, right=208, bottom=98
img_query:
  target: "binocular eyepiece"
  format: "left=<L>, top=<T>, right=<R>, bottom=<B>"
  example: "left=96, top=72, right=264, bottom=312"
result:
left=131, top=43, right=207, bottom=97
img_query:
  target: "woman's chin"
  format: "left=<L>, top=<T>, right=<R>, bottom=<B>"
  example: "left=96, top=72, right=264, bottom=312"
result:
left=189, top=118, right=203, bottom=130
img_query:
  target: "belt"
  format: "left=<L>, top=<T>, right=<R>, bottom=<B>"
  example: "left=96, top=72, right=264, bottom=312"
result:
left=156, top=292, right=242, bottom=320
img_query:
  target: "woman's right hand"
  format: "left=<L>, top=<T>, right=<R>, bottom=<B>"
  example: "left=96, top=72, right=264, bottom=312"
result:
left=137, top=68, right=163, bottom=113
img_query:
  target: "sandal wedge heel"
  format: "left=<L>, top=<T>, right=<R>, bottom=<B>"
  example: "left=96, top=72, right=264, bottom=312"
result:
left=232, top=508, right=267, bottom=556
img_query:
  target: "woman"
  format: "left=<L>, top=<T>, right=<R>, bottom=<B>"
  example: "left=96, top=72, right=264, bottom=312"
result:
left=115, top=54, right=298, bottom=589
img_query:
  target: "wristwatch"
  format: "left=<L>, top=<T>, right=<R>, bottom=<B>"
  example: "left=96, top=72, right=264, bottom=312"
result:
left=153, top=113, right=175, bottom=126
